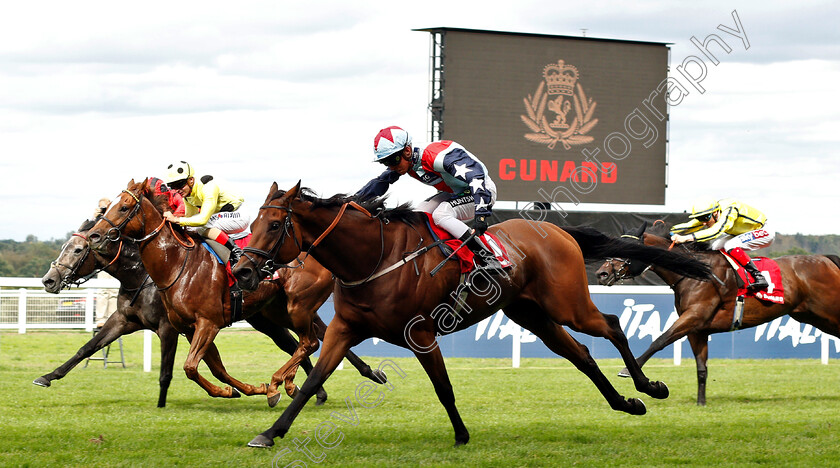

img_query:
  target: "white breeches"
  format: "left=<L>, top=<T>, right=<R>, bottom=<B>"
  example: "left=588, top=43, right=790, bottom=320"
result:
left=416, top=189, right=497, bottom=238
left=709, top=222, right=776, bottom=251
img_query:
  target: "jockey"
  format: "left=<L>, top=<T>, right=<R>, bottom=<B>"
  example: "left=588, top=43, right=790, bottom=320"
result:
left=161, top=161, right=249, bottom=266
left=670, top=198, right=774, bottom=291
left=356, top=125, right=504, bottom=271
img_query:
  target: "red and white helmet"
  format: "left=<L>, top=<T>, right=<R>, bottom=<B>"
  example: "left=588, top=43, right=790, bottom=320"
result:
left=372, top=126, right=412, bottom=162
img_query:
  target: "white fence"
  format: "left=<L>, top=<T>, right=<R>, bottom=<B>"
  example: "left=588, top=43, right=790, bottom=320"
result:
left=0, top=277, right=120, bottom=333
left=3, top=278, right=838, bottom=371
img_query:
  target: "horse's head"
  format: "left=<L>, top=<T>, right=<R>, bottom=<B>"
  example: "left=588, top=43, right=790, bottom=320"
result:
left=87, top=178, right=160, bottom=253
left=596, top=222, right=654, bottom=286
left=42, top=228, right=99, bottom=293
left=234, top=181, right=304, bottom=291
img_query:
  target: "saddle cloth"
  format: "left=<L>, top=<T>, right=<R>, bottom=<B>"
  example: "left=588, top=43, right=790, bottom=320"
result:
left=722, top=253, right=785, bottom=304
left=422, top=213, right=512, bottom=273
left=201, top=233, right=251, bottom=287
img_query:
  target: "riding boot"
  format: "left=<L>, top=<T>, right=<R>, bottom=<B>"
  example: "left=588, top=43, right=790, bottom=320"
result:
left=742, top=260, right=769, bottom=292
left=224, top=239, right=243, bottom=266
left=458, top=232, right=504, bottom=272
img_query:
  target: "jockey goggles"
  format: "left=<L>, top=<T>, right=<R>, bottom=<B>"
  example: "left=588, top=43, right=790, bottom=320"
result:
left=379, top=152, right=403, bottom=167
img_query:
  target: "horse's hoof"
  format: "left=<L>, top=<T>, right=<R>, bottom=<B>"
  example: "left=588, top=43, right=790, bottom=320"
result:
left=267, top=393, right=282, bottom=408
left=371, top=369, right=388, bottom=384
left=650, top=381, right=669, bottom=400
left=454, top=434, right=470, bottom=447
left=315, top=397, right=327, bottom=406
left=617, top=368, right=630, bottom=378
left=247, top=434, right=274, bottom=448
left=230, top=388, right=241, bottom=398
left=627, top=398, right=647, bottom=415
left=33, top=377, right=51, bottom=388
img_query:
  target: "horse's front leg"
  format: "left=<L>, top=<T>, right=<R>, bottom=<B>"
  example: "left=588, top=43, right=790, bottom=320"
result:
left=266, top=326, right=319, bottom=407
left=249, top=316, right=357, bottom=447
left=202, top=342, right=268, bottom=396
left=313, top=313, right=387, bottom=384
left=618, top=305, right=711, bottom=378
left=182, top=320, right=240, bottom=398
left=34, top=315, right=141, bottom=388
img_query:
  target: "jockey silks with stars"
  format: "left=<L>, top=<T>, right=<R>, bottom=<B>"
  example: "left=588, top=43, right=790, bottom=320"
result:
left=357, top=126, right=504, bottom=270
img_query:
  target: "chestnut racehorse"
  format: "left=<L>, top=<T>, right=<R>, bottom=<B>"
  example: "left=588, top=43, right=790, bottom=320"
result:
left=233, top=182, right=712, bottom=447
left=596, top=222, right=840, bottom=405
left=38, top=218, right=335, bottom=406
left=86, top=179, right=384, bottom=406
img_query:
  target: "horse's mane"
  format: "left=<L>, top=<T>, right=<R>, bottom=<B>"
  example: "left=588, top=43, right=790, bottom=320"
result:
left=272, top=187, right=424, bottom=225
left=647, top=222, right=713, bottom=252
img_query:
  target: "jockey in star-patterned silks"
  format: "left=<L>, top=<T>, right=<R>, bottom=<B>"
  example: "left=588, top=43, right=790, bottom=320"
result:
left=356, top=125, right=505, bottom=271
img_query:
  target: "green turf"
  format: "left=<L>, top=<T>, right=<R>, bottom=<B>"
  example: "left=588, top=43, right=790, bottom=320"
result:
left=2, top=330, right=840, bottom=467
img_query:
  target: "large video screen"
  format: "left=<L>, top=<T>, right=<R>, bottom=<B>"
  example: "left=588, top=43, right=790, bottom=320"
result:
left=435, top=29, right=669, bottom=205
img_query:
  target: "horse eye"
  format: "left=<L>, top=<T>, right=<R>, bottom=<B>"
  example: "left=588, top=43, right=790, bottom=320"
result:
left=74, top=247, right=83, bottom=254
left=119, top=204, right=129, bottom=212
left=270, top=221, right=281, bottom=231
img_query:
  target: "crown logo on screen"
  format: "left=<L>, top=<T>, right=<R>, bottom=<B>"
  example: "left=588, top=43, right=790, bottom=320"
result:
left=543, top=60, right=579, bottom=96
left=521, top=59, right=597, bottom=150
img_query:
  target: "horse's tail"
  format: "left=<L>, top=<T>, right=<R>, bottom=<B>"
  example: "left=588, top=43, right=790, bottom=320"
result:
left=562, top=225, right=712, bottom=281
left=824, top=254, right=840, bottom=271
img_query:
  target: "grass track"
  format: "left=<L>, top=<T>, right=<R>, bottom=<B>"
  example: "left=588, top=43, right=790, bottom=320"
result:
left=2, top=330, right=840, bottom=467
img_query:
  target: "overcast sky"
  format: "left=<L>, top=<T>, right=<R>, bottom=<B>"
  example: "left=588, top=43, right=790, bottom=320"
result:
left=1, top=0, right=838, bottom=242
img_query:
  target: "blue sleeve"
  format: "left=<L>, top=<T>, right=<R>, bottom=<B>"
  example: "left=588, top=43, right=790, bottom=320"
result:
left=355, top=169, right=401, bottom=200
left=441, top=149, right=493, bottom=216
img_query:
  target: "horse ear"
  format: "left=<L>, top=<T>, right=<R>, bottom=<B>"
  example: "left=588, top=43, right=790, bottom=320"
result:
left=286, top=180, right=302, bottom=199
left=126, top=179, right=137, bottom=189
left=140, top=177, right=152, bottom=195
left=633, top=221, right=648, bottom=237
left=265, top=182, right=279, bottom=203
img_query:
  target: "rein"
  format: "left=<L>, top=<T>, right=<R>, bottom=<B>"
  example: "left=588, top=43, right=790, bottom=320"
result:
left=242, top=200, right=386, bottom=282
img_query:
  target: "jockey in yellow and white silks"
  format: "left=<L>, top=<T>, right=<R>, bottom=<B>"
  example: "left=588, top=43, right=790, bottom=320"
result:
left=161, top=161, right=249, bottom=265
left=670, top=198, right=775, bottom=291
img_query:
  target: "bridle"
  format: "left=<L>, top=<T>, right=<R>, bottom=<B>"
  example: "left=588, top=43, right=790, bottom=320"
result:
left=96, top=190, right=167, bottom=244
left=51, top=232, right=124, bottom=289
left=240, top=198, right=388, bottom=286
left=93, top=188, right=195, bottom=291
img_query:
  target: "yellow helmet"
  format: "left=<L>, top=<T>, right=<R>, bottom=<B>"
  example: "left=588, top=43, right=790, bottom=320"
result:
left=164, top=161, right=194, bottom=185
left=689, top=198, right=720, bottom=219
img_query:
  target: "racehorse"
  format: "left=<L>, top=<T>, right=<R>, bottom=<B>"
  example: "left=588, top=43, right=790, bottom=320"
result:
left=38, top=217, right=335, bottom=407
left=39, top=218, right=180, bottom=407
left=85, top=179, right=385, bottom=405
left=596, top=222, right=840, bottom=405
left=232, top=182, right=712, bottom=447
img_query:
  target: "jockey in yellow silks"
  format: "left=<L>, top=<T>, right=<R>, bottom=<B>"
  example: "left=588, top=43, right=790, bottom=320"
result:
left=670, top=198, right=775, bottom=291
left=161, top=161, right=249, bottom=265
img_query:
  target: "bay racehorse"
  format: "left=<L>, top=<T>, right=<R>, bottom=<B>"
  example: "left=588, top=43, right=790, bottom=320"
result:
left=38, top=217, right=336, bottom=406
left=85, top=179, right=385, bottom=406
left=233, top=182, right=712, bottom=447
left=596, top=222, right=840, bottom=405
